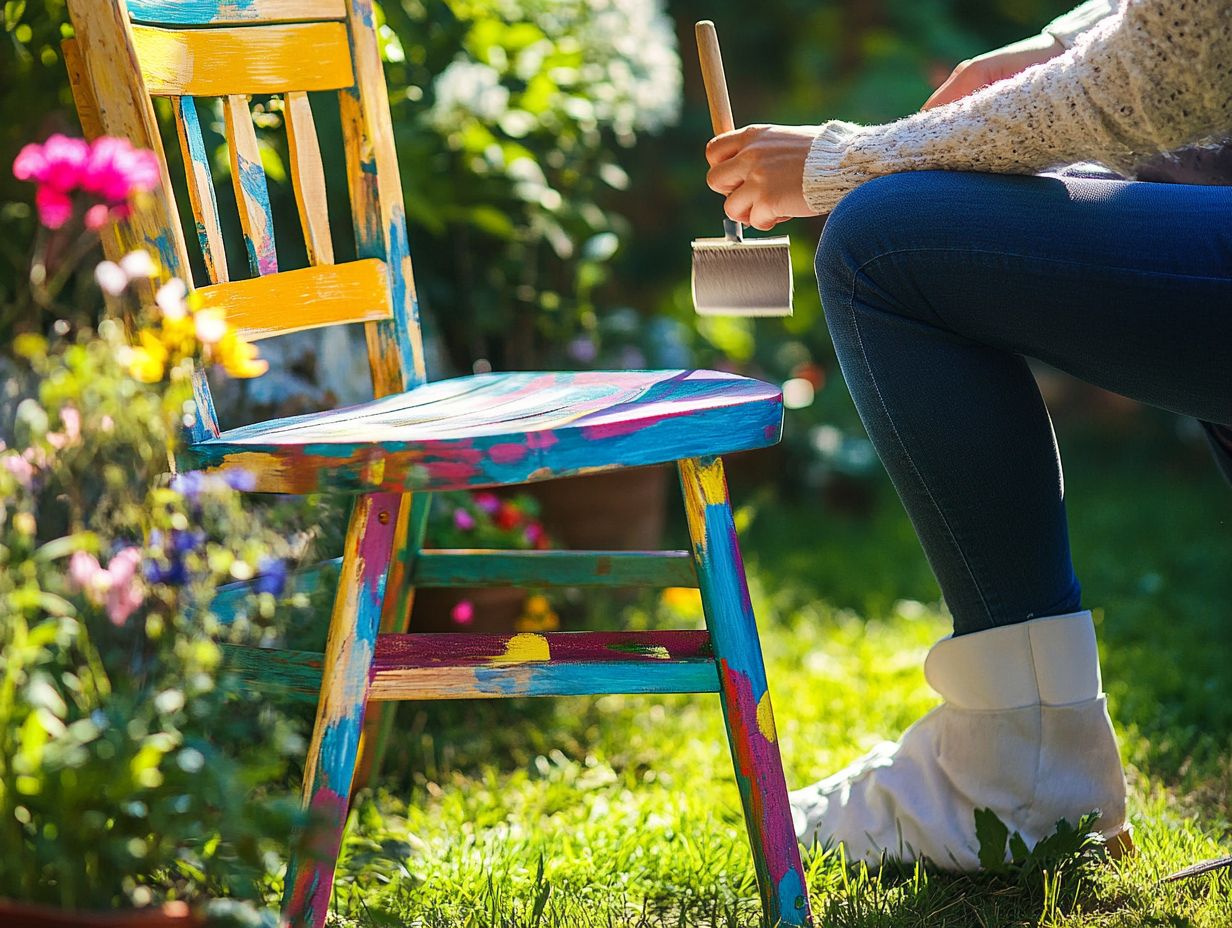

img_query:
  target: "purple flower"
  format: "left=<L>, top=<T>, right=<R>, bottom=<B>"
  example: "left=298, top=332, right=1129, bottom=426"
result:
left=171, top=468, right=255, bottom=501
left=223, top=469, right=256, bottom=492
left=453, top=508, right=477, bottom=531
left=253, top=557, right=287, bottom=596
left=170, top=471, right=207, bottom=500
left=566, top=336, right=598, bottom=364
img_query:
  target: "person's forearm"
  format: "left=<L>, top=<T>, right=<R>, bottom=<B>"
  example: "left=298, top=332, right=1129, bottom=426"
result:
left=803, top=0, right=1232, bottom=214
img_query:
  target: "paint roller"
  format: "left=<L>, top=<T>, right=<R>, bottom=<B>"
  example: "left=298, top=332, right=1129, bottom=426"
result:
left=691, top=20, right=793, bottom=317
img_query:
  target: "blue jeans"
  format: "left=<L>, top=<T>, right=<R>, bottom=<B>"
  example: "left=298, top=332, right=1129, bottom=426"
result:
left=815, top=171, right=1232, bottom=636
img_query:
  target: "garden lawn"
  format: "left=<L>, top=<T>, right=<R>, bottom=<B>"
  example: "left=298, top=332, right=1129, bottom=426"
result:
left=318, top=423, right=1232, bottom=927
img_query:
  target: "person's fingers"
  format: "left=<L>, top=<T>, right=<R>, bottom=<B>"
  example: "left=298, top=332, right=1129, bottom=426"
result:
left=723, top=183, right=756, bottom=225
left=923, top=60, right=982, bottom=110
left=706, top=154, right=748, bottom=195
left=705, top=126, right=753, bottom=166
left=748, top=204, right=780, bottom=231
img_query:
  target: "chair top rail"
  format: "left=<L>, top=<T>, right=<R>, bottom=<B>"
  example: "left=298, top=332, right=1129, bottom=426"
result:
left=126, top=0, right=347, bottom=27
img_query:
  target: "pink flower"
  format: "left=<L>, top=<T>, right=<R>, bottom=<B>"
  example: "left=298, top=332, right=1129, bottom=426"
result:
left=104, top=547, right=144, bottom=626
left=473, top=492, right=501, bottom=515
left=46, top=406, right=81, bottom=451
left=83, top=203, right=111, bottom=230
left=13, top=135, right=89, bottom=191
left=12, top=134, right=160, bottom=230
left=2, top=452, right=36, bottom=489
left=523, top=522, right=543, bottom=546
left=67, top=546, right=145, bottom=626
left=451, top=599, right=475, bottom=625
left=68, top=550, right=113, bottom=608
left=453, top=508, right=476, bottom=531
left=34, top=186, right=73, bottom=229
left=80, top=137, right=160, bottom=203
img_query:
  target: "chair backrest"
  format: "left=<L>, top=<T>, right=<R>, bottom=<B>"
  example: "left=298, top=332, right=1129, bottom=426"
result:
left=63, top=0, right=426, bottom=439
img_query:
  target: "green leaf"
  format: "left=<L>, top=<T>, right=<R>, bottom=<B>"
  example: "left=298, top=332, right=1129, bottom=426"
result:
left=974, top=807, right=1009, bottom=872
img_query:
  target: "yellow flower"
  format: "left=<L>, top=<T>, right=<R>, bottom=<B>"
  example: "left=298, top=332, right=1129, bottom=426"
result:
left=211, top=330, right=268, bottom=379
left=159, top=313, right=196, bottom=357
left=127, top=329, right=168, bottom=383
left=660, top=587, right=703, bottom=611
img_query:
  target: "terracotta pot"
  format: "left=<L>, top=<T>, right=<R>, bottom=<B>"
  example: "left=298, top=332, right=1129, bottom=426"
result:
left=0, top=900, right=203, bottom=928
left=522, top=464, right=670, bottom=551
left=409, top=585, right=528, bottom=634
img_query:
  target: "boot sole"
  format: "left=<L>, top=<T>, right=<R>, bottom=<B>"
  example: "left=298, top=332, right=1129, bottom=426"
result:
left=1104, top=824, right=1135, bottom=860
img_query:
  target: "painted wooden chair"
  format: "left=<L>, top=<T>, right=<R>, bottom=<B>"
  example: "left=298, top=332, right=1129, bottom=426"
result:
left=62, top=1, right=814, bottom=925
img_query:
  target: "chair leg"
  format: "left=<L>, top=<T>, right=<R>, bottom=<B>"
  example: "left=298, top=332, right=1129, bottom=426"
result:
left=283, top=492, right=402, bottom=928
left=354, top=491, right=430, bottom=792
left=679, top=457, right=813, bottom=928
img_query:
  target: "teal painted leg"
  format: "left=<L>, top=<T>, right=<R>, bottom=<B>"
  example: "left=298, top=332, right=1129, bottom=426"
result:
left=679, top=457, right=813, bottom=927
left=283, top=492, right=401, bottom=928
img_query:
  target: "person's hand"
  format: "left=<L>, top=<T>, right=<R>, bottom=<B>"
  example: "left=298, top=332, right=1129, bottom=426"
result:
left=923, top=33, right=1066, bottom=110
left=705, top=124, right=820, bottom=231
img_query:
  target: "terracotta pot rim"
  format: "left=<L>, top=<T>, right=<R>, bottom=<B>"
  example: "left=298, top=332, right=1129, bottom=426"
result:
left=0, top=898, right=203, bottom=927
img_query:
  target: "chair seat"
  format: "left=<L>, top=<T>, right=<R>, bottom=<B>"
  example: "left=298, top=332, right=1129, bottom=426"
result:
left=181, top=369, right=783, bottom=493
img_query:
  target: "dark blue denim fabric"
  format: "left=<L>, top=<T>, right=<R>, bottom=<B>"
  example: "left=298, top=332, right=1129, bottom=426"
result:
left=815, top=170, right=1232, bottom=635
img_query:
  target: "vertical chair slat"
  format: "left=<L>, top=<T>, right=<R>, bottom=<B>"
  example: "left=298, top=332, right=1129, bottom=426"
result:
left=284, top=91, right=335, bottom=266
left=174, top=96, right=230, bottom=285
left=223, top=94, right=278, bottom=277
left=340, top=0, right=425, bottom=397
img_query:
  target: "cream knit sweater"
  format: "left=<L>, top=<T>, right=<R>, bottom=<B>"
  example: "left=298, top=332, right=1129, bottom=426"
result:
left=802, top=0, right=1232, bottom=214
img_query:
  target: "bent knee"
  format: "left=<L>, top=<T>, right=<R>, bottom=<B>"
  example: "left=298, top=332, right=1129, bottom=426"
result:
left=815, top=173, right=923, bottom=305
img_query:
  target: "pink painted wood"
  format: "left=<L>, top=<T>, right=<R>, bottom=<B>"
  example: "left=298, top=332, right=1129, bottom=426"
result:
left=373, top=630, right=714, bottom=669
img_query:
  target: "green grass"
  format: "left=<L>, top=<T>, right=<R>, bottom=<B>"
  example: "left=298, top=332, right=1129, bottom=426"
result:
left=315, top=420, right=1232, bottom=927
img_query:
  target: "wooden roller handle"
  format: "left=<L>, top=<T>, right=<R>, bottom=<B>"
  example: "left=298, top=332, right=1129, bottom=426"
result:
left=695, top=20, right=734, bottom=136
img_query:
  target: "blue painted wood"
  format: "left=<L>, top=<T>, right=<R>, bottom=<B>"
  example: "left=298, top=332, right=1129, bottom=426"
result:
left=179, top=370, right=784, bottom=494
left=173, top=95, right=228, bottom=284
left=371, top=661, right=720, bottom=700
left=188, top=366, right=221, bottom=442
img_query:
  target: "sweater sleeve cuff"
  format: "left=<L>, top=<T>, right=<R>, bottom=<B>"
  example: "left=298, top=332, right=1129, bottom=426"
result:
left=802, top=119, right=871, bottom=214
left=1042, top=0, right=1116, bottom=48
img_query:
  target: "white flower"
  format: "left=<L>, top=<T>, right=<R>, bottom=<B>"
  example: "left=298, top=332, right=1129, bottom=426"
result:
left=94, top=260, right=128, bottom=296
left=428, top=59, right=511, bottom=130
left=194, top=308, right=227, bottom=345
left=155, top=278, right=188, bottom=321
left=119, top=249, right=157, bottom=279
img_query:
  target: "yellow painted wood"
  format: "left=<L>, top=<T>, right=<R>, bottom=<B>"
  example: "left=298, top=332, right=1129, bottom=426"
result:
left=131, top=22, right=353, bottom=97
left=127, top=0, right=346, bottom=26
left=195, top=259, right=392, bottom=341
left=174, top=97, right=230, bottom=284
left=62, top=38, right=103, bottom=140
left=284, top=91, right=335, bottom=266
left=224, top=94, right=278, bottom=276
left=65, top=0, right=192, bottom=281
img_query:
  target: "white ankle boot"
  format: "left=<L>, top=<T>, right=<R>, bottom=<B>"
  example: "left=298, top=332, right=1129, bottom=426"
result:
left=790, top=611, right=1129, bottom=869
